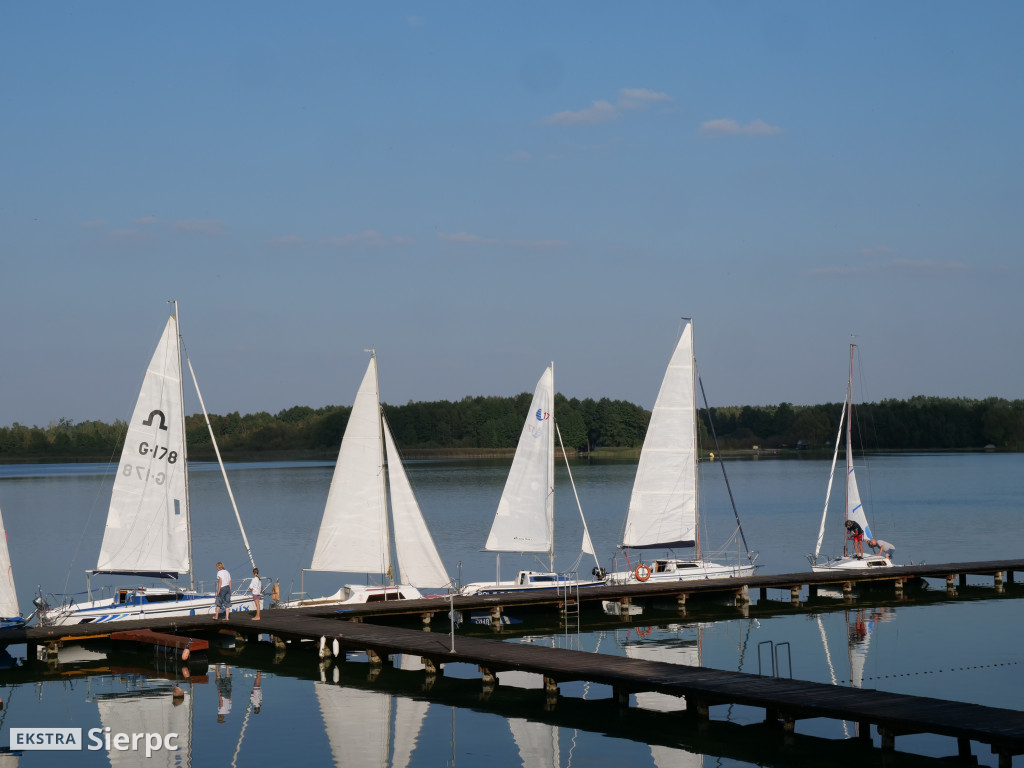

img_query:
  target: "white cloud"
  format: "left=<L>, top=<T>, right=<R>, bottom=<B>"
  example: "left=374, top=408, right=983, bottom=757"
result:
left=174, top=219, right=226, bottom=236
left=544, top=88, right=672, bottom=126
left=701, top=118, right=781, bottom=136
left=438, top=231, right=568, bottom=249
left=325, top=230, right=410, bottom=247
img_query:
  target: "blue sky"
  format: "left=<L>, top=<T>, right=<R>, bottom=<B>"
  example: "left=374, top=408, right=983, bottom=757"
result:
left=2, top=3, right=1021, bottom=428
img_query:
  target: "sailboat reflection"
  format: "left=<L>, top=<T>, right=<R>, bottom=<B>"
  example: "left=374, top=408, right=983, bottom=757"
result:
left=619, top=625, right=705, bottom=767
left=817, top=606, right=896, bottom=737
left=315, top=654, right=429, bottom=768
left=90, top=676, right=194, bottom=768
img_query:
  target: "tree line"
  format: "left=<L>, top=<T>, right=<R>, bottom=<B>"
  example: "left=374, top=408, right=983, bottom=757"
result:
left=2, top=394, right=1022, bottom=462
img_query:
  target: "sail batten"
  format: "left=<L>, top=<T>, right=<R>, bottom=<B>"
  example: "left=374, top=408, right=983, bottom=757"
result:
left=95, top=316, right=190, bottom=577
left=621, top=321, right=698, bottom=550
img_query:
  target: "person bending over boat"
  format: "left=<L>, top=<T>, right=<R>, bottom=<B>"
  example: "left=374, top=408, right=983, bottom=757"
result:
left=869, top=538, right=894, bottom=560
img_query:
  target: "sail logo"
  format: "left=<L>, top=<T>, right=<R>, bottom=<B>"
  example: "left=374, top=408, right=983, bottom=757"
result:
left=534, top=409, right=549, bottom=421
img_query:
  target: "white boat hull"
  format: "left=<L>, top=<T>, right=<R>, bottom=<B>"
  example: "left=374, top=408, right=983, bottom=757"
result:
left=278, top=583, right=425, bottom=609
left=811, top=555, right=895, bottom=572
left=460, top=570, right=605, bottom=596
left=39, top=587, right=255, bottom=626
left=605, top=559, right=756, bottom=585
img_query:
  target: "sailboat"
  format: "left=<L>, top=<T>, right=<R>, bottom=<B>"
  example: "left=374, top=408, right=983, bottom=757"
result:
left=0, top=502, right=24, bottom=627
left=605, top=319, right=757, bottom=585
left=37, top=305, right=257, bottom=625
left=280, top=351, right=450, bottom=607
left=460, top=363, right=603, bottom=596
left=809, top=343, right=895, bottom=572
left=92, top=676, right=194, bottom=768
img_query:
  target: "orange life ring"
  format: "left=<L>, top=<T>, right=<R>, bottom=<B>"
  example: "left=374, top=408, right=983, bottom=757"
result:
left=634, top=563, right=651, bottom=582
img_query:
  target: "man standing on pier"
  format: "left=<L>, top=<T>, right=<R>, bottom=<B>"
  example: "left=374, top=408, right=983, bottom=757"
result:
left=214, top=562, right=232, bottom=620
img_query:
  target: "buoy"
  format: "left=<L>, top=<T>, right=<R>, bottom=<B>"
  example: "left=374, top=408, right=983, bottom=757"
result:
left=172, top=686, right=184, bottom=699
left=634, top=563, right=651, bottom=582
left=332, top=638, right=340, bottom=658
left=181, top=647, right=190, bottom=662
left=271, top=582, right=280, bottom=601
left=319, top=636, right=327, bottom=658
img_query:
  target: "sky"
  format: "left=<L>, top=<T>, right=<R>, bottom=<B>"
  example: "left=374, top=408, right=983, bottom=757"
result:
left=2, top=3, right=1022, bottom=428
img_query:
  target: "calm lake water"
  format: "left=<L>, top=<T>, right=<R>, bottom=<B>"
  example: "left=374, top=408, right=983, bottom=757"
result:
left=0, top=453, right=1021, bottom=767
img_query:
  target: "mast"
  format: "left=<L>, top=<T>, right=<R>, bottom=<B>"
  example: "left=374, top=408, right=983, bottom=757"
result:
left=370, top=348, right=393, bottom=584
left=844, top=343, right=855, bottom=556
left=547, top=361, right=555, bottom=572
left=689, top=319, right=701, bottom=560
left=171, top=300, right=195, bottom=591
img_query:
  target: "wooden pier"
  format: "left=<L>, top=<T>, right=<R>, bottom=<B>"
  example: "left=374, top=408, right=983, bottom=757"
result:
left=2, top=557, right=1022, bottom=766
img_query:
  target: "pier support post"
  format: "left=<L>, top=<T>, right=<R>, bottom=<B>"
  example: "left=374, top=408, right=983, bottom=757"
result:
left=808, top=584, right=818, bottom=598
left=759, top=587, right=768, bottom=601
left=879, top=727, right=896, bottom=752
left=842, top=581, right=854, bottom=598
left=994, top=571, right=1005, bottom=593
left=735, top=585, right=750, bottom=606
left=421, top=612, right=433, bottom=626
left=613, top=687, right=629, bottom=708
left=959, top=573, right=968, bottom=588
left=489, top=606, right=502, bottom=623
left=789, top=585, right=801, bottom=603
left=676, top=593, right=686, bottom=610
left=894, top=578, right=904, bottom=597
left=946, top=574, right=957, bottom=594
left=992, top=744, right=1012, bottom=768
left=367, top=649, right=383, bottom=666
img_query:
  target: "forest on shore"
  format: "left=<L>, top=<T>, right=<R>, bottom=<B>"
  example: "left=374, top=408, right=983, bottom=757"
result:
left=2, top=393, right=1023, bottom=463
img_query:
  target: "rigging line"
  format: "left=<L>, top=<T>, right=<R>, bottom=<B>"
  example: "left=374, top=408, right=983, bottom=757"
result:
left=696, top=368, right=753, bottom=563
left=181, top=346, right=256, bottom=571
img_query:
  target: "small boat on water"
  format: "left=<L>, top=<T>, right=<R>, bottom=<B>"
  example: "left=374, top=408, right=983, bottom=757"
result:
left=809, top=343, right=898, bottom=572
left=279, top=351, right=451, bottom=608
left=37, top=304, right=258, bottom=625
left=460, top=363, right=604, bottom=596
left=605, top=319, right=757, bottom=585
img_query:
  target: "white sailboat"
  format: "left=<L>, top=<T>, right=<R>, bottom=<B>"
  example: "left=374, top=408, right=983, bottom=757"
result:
left=0, top=501, right=24, bottom=627
left=605, top=319, right=757, bottom=585
left=280, top=351, right=450, bottom=607
left=810, top=343, right=895, bottom=572
left=460, top=363, right=603, bottom=596
left=38, top=305, right=257, bottom=625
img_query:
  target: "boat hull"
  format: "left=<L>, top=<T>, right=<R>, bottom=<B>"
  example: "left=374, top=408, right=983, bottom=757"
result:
left=605, top=559, right=756, bottom=585
left=811, top=555, right=895, bottom=572
left=39, top=588, right=255, bottom=626
left=278, top=583, right=425, bottom=609
left=460, top=571, right=605, bottom=596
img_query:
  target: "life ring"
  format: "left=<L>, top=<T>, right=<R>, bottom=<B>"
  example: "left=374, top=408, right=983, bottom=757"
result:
left=634, top=563, right=651, bottom=582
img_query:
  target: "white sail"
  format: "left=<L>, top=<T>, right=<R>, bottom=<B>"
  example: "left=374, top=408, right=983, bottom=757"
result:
left=621, top=320, right=697, bottom=549
left=0, top=502, right=19, bottom=618
left=310, top=357, right=390, bottom=575
left=484, top=365, right=554, bottom=554
left=384, top=416, right=449, bottom=588
left=96, top=316, right=190, bottom=577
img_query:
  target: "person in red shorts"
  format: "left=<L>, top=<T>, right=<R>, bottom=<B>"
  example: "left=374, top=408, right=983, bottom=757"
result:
left=845, top=519, right=864, bottom=558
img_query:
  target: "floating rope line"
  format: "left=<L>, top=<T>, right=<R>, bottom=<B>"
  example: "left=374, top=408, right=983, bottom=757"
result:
left=838, top=660, right=1019, bottom=685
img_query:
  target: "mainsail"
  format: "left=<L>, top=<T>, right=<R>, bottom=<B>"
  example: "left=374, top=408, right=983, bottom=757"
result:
left=484, top=364, right=554, bottom=555
left=95, top=316, right=189, bottom=578
left=310, top=357, right=389, bottom=575
left=0, top=502, right=19, bottom=618
left=621, top=320, right=698, bottom=550
left=310, top=354, right=448, bottom=588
